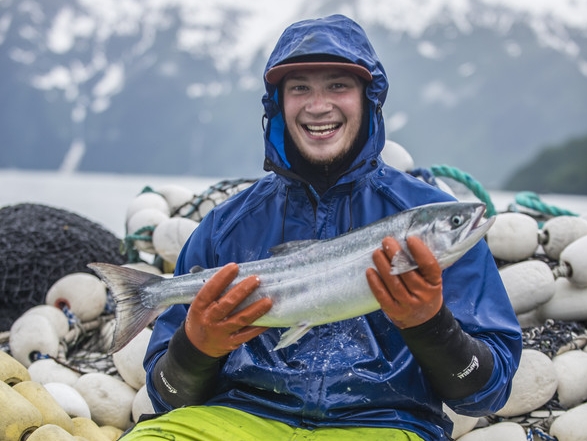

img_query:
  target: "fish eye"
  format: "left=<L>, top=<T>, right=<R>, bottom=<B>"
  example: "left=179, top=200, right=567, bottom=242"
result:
left=451, top=214, right=465, bottom=228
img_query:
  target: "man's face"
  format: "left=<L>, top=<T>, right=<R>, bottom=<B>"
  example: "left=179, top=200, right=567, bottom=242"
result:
left=282, top=68, right=365, bottom=165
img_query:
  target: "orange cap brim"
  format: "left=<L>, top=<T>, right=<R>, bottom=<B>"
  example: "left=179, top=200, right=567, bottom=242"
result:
left=265, top=62, right=372, bottom=85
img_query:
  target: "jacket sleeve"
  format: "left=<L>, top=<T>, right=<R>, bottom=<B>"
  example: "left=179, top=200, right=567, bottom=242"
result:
left=149, top=323, right=224, bottom=409
left=400, top=303, right=494, bottom=400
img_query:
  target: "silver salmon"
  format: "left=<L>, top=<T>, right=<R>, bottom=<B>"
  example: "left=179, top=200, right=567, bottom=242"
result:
left=89, top=201, right=494, bottom=353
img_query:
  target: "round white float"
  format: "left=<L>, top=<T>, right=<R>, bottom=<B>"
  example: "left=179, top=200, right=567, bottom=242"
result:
left=485, top=212, right=538, bottom=262
left=556, top=235, right=587, bottom=288
left=443, top=404, right=478, bottom=439
left=537, top=278, right=587, bottom=322
left=9, top=314, right=60, bottom=367
left=23, top=305, right=70, bottom=338
left=126, top=208, right=170, bottom=254
left=549, top=402, right=587, bottom=441
left=156, top=184, right=194, bottom=215
left=152, top=217, right=198, bottom=265
left=43, top=382, right=92, bottom=419
left=495, top=349, right=558, bottom=417
left=498, top=260, right=555, bottom=314
left=28, top=358, right=81, bottom=386
left=112, top=327, right=152, bottom=390
left=74, top=372, right=136, bottom=430
left=132, top=384, right=155, bottom=424
left=540, top=216, right=587, bottom=260
left=380, top=140, right=415, bottom=172
left=126, top=191, right=170, bottom=222
left=456, top=421, right=527, bottom=441
left=46, top=272, right=107, bottom=322
left=552, top=350, right=587, bottom=408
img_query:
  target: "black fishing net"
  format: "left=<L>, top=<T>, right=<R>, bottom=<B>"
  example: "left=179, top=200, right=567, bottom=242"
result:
left=0, top=203, right=127, bottom=332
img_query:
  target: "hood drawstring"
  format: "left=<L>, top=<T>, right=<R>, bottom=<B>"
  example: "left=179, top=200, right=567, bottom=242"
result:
left=348, top=181, right=354, bottom=232
left=281, top=186, right=290, bottom=244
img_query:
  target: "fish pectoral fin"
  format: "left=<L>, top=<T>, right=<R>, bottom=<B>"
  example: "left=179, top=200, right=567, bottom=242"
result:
left=273, top=323, right=313, bottom=351
left=390, top=249, right=416, bottom=275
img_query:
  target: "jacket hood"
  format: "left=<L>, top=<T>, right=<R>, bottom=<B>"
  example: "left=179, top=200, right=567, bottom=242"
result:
left=262, top=15, right=389, bottom=177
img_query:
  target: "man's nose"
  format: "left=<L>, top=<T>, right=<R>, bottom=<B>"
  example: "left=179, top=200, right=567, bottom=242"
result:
left=305, top=90, right=332, bottom=114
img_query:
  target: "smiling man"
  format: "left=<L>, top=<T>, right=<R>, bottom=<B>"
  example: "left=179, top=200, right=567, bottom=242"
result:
left=119, top=15, right=522, bottom=441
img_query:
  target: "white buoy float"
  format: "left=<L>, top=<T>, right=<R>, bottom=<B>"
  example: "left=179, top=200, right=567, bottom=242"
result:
left=455, top=421, right=527, bottom=441
left=28, top=358, right=81, bottom=386
left=549, top=401, right=587, bottom=441
left=443, top=404, right=478, bottom=439
left=156, top=184, right=195, bottom=216
left=43, top=382, right=92, bottom=419
left=381, top=140, right=415, bottom=172
left=537, top=278, right=587, bottom=322
left=152, top=217, right=198, bottom=265
left=22, top=305, right=70, bottom=338
left=126, top=208, right=170, bottom=254
left=9, top=314, right=60, bottom=367
left=539, top=216, right=587, bottom=260
left=495, top=349, right=558, bottom=417
left=125, top=191, right=170, bottom=221
left=112, top=328, right=151, bottom=390
left=554, top=235, right=587, bottom=288
left=552, top=350, right=587, bottom=409
left=485, top=212, right=539, bottom=262
left=499, top=260, right=555, bottom=314
left=74, top=372, right=136, bottom=430
left=132, top=384, right=155, bottom=424
left=45, top=272, right=108, bottom=322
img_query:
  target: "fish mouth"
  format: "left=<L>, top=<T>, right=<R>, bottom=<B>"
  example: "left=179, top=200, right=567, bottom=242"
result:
left=470, top=204, right=495, bottom=237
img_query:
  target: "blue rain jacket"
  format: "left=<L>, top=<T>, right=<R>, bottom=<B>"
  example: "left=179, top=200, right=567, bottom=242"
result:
left=144, top=15, right=522, bottom=440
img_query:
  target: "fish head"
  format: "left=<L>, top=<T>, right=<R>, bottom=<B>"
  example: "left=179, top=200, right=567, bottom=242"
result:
left=393, top=202, right=495, bottom=273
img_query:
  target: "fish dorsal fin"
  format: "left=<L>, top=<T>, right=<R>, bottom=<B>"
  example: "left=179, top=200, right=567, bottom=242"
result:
left=269, top=239, right=318, bottom=257
left=189, top=265, right=205, bottom=273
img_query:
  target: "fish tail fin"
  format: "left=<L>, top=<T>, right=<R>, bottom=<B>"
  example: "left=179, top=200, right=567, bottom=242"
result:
left=88, top=262, right=165, bottom=354
left=273, top=322, right=313, bottom=351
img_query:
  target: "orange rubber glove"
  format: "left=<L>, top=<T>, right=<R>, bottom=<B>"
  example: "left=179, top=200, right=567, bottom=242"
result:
left=366, top=236, right=443, bottom=329
left=184, top=262, right=273, bottom=358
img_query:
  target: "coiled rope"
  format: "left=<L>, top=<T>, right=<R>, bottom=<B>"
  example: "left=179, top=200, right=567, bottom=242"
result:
left=428, top=164, right=578, bottom=220
left=430, top=164, right=497, bottom=217
left=515, top=191, right=579, bottom=217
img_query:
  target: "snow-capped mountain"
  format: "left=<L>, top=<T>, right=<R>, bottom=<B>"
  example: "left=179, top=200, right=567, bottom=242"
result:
left=1, top=0, right=586, bottom=188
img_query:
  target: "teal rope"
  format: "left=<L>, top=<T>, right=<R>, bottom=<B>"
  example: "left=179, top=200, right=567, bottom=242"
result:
left=122, top=225, right=156, bottom=263
left=430, top=164, right=496, bottom=217
left=515, top=191, right=578, bottom=217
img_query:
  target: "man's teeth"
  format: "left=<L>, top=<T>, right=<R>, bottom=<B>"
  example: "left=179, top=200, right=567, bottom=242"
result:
left=305, top=123, right=340, bottom=135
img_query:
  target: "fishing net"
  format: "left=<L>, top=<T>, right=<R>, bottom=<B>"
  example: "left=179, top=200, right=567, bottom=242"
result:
left=123, top=178, right=256, bottom=263
left=0, top=203, right=127, bottom=332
